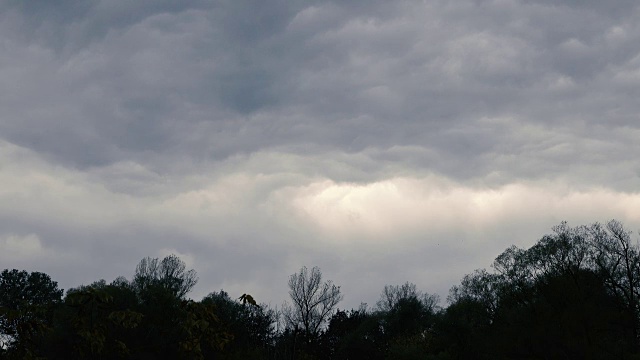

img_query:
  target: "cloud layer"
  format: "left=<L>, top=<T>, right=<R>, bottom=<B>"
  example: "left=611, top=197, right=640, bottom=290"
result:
left=1, top=0, right=639, bottom=308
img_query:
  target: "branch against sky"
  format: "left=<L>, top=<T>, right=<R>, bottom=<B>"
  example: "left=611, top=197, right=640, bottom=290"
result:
left=284, top=266, right=343, bottom=339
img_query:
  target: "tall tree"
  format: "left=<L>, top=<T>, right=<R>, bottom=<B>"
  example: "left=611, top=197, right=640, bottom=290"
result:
left=443, top=220, right=640, bottom=358
left=132, top=254, right=198, bottom=300
left=0, top=269, right=63, bottom=357
left=376, top=281, right=439, bottom=313
left=283, top=266, right=343, bottom=341
left=202, top=290, right=275, bottom=359
left=589, top=220, right=640, bottom=345
left=321, top=308, right=384, bottom=360
left=46, top=282, right=142, bottom=359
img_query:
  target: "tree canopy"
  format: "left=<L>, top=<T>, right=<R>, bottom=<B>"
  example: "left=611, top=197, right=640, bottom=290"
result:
left=2, top=220, right=640, bottom=359
left=0, top=269, right=63, bottom=357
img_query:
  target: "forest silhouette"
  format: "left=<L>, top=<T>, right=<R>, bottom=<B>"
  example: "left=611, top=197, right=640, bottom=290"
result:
left=1, top=220, right=639, bottom=359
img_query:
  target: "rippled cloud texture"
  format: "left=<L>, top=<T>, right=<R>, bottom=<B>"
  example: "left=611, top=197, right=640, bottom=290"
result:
left=1, top=0, right=639, bottom=308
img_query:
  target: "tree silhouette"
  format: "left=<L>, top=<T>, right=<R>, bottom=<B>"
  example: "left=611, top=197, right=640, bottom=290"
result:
left=132, top=254, right=198, bottom=300
left=2, top=221, right=640, bottom=359
left=283, top=266, right=343, bottom=341
left=0, top=269, right=63, bottom=357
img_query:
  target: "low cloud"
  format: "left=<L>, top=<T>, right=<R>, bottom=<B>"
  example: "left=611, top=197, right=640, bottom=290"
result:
left=2, top=140, right=639, bottom=307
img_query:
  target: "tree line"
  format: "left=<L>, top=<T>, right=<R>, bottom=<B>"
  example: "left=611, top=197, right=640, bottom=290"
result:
left=1, top=219, right=640, bottom=359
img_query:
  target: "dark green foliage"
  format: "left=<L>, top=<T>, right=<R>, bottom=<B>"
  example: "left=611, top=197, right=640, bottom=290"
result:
left=201, top=290, right=274, bottom=359
left=321, top=308, right=384, bottom=360
left=442, top=220, right=640, bottom=359
left=318, top=283, right=441, bottom=360
left=495, top=269, right=632, bottom=359
left=45, top=281, right=142, bottom=359
left=238, top=293, right=258, bottom=307
left=2, top=255, right=231, bottom=359
left=0, top=269, right=63, bottom=358
left=385, top=297, right=433, bottom=338
left=434, top=297, right=492, bottom=359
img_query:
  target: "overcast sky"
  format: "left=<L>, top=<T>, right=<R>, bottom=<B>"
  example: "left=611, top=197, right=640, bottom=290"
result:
left=1, top=0, right=640, bottom=310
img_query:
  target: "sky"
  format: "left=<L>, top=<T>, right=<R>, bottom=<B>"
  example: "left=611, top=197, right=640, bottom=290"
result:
left=1, top=0, right=640, bottom=310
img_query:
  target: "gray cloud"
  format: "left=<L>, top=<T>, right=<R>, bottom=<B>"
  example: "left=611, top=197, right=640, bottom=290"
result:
left=1, top=0, right=640, bottom=309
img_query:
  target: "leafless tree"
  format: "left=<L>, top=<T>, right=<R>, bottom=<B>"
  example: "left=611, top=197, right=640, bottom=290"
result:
left=283, top=266, right=343, bottom=339
left=133, top=254, right=198, bottom=299
left=377, top=281, right=440, bottom=313
left=589, top=220, right=640, bottom=340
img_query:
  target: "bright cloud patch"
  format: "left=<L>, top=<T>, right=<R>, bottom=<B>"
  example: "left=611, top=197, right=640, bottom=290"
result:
left=1, top=139, right=639, bottom=307
left=291, top=177, right=640, bottom=246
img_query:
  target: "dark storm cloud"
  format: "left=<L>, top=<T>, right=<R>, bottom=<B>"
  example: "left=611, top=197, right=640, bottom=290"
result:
left=3, top=0, right=639, bottom=180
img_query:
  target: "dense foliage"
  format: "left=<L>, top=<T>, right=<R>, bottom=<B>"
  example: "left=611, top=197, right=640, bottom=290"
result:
left=2, top=220, right=640, bottom=359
